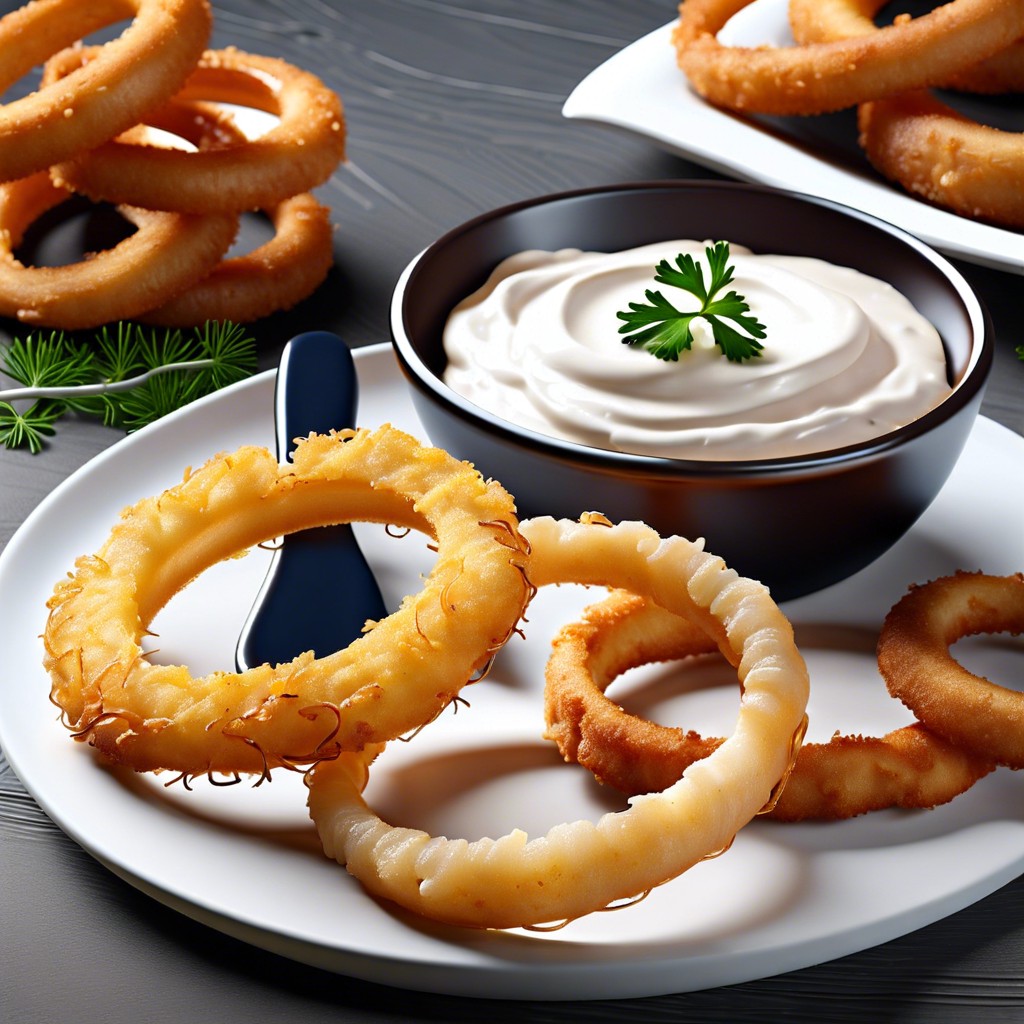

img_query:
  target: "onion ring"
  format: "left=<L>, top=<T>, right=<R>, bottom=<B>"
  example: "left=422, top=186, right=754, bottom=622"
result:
left=544, top=590, right=994, bottom=822
left=857, top=90, right=1024, bottom=229
left=0, top=0, right=211, bottom=183
left=43, top=426, right=532, bottom=780
left=672, top=0, right=1024, bottom=114
left=878, top=571, right=1024, bottom=768
left=45, top=45, right=346, bottom=214
left=943, top=40, right=1024, bottom=94
left=307, top=516, right=810, bottom=929
left=788, top=0, right=1024, bottom=95
left=37, top=93, right=333, bottom=324
left=140, top=192, right=334, bottom=325
left=545, top=589, right=721, bottom=796
left=115, top=96, right=252, bottom=153
left=0, top=170, right=238, bottom=329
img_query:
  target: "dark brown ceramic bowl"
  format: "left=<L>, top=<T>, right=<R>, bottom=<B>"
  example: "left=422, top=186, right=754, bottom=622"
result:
left=390, top=182, right=991, bottom=600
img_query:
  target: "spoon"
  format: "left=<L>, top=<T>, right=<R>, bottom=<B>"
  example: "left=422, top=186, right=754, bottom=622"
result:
left=234, top=331, right=387, bottom=672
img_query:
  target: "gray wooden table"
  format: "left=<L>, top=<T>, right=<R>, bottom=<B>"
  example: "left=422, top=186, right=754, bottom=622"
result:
left=2, top=2, right=1023, bottom=1021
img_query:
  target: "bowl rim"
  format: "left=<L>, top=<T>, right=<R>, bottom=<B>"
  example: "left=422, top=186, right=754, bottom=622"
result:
left=391, top=180, right=992, bottom=478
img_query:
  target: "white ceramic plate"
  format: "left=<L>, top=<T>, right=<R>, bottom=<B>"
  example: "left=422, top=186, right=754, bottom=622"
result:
left=1, top=344, right=1023, bottom=1002
left=563, top=0, right=1024, bottom=274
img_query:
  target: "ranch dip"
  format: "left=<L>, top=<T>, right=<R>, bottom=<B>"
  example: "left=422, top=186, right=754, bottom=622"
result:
left=441, top=241, right=951, bottom=460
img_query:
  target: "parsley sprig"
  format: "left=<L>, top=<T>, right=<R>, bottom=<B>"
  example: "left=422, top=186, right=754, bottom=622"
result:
left=0, top=320, right=257, bottom=453
left=617, top=241, right=767, bottom=363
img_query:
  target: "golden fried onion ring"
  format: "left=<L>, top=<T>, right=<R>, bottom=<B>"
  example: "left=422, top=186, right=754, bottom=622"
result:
left=545, top=589, right=721, bottom=796
left=672, top=0, right=1024, bottom=115
left=46, top=46, right=346, bottom=214
left=788, top=0, right=1024, bottom=95
left=307, top=516, right=810, bottom=929
left=879, top=571, right=1024, bottom=768
left=0, top=170, right=238, bottom=329
left=43, top=426, right=532, bottom=780
left=943, top=38, right=1024, bottom=94
left=857, top=91, right=1024, bottom=230
left=0, top=0, right=211, bottom=183
left=544, top=590, right=994, bottom=822
left=32, top=91, right=333, bottom=325
left=141, top=192, right=334, bottom=325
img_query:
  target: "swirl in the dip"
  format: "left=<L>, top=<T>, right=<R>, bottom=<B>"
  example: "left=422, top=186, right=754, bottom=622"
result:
left=441, top=241, right=951, bottom=461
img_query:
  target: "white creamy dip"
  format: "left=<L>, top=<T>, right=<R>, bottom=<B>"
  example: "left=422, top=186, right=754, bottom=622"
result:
left=441, top=241, right=952, bottom=460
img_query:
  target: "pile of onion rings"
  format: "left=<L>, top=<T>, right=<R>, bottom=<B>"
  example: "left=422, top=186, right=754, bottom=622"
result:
left=0, top=0, right=345, bottom=328
left=543, top=588, right=997, bottom=822
left=672, top=0, right=1024, bottom=229
left=41, top=413, right=1023, bottom=927
left=42, top=429, right=811, bottom=927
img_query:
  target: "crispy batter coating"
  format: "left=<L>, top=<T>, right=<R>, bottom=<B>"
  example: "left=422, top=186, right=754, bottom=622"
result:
left=789, top=0, right=1024, bottom=94
left=0, top=170, right=238, bottom=329
left=672, top=0, right=1024, bottom=115
left=43, top=426, right=532, bottom=781
left=879, top=571, right=1024, bottom=768
left=141, top=192, right=335, bottom=325
left=544, top=590, right=995, bottom=821
left=307, top=517, right=810, bottom=929
left=858, top=91, right=1024, bottom=230
left=0, top=0, right=212, bottom=183
left=45, top=46, right=346, bottom=215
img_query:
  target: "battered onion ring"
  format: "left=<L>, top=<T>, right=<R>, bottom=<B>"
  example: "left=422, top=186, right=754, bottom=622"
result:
left=544, top=590, right=994, bottom=822
left=0, top=0, right=211, bottom=183
left=857, top=91, right=1024, bottom=229
left=43, top=426, right=532, bottom=779
left=38, top=93, right=334, bottom=324
left=672, top=0, right=1024, bottom=114
left=0, top=170, right=238, bottom=329
left=45, top=45, right=346, bottom=214
left=98, top=94, right=250, bottom=154
left=307, top=516, right=810, bottom=929
left=545, top=589, right=721, bottom=795
left=788, top=0, right=1024, bottom=95
left=140, top=192, right=334, bottom=325
left=879, top=571, right=1024, bottom=768
left=944, top=39, right=1024, bottom=94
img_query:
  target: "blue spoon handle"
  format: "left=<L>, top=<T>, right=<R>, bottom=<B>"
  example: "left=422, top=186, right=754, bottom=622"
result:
left=234, top=332, right=387, bottom=671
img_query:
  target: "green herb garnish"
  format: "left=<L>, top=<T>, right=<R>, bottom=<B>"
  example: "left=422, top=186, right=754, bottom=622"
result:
left=0, top=320, right=257, bottom=453
left=616, top=241, right=767, bottom=363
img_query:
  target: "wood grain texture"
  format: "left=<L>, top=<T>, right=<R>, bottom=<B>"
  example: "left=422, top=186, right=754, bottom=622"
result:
left=0, top=1, right=1022, bottom=1021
